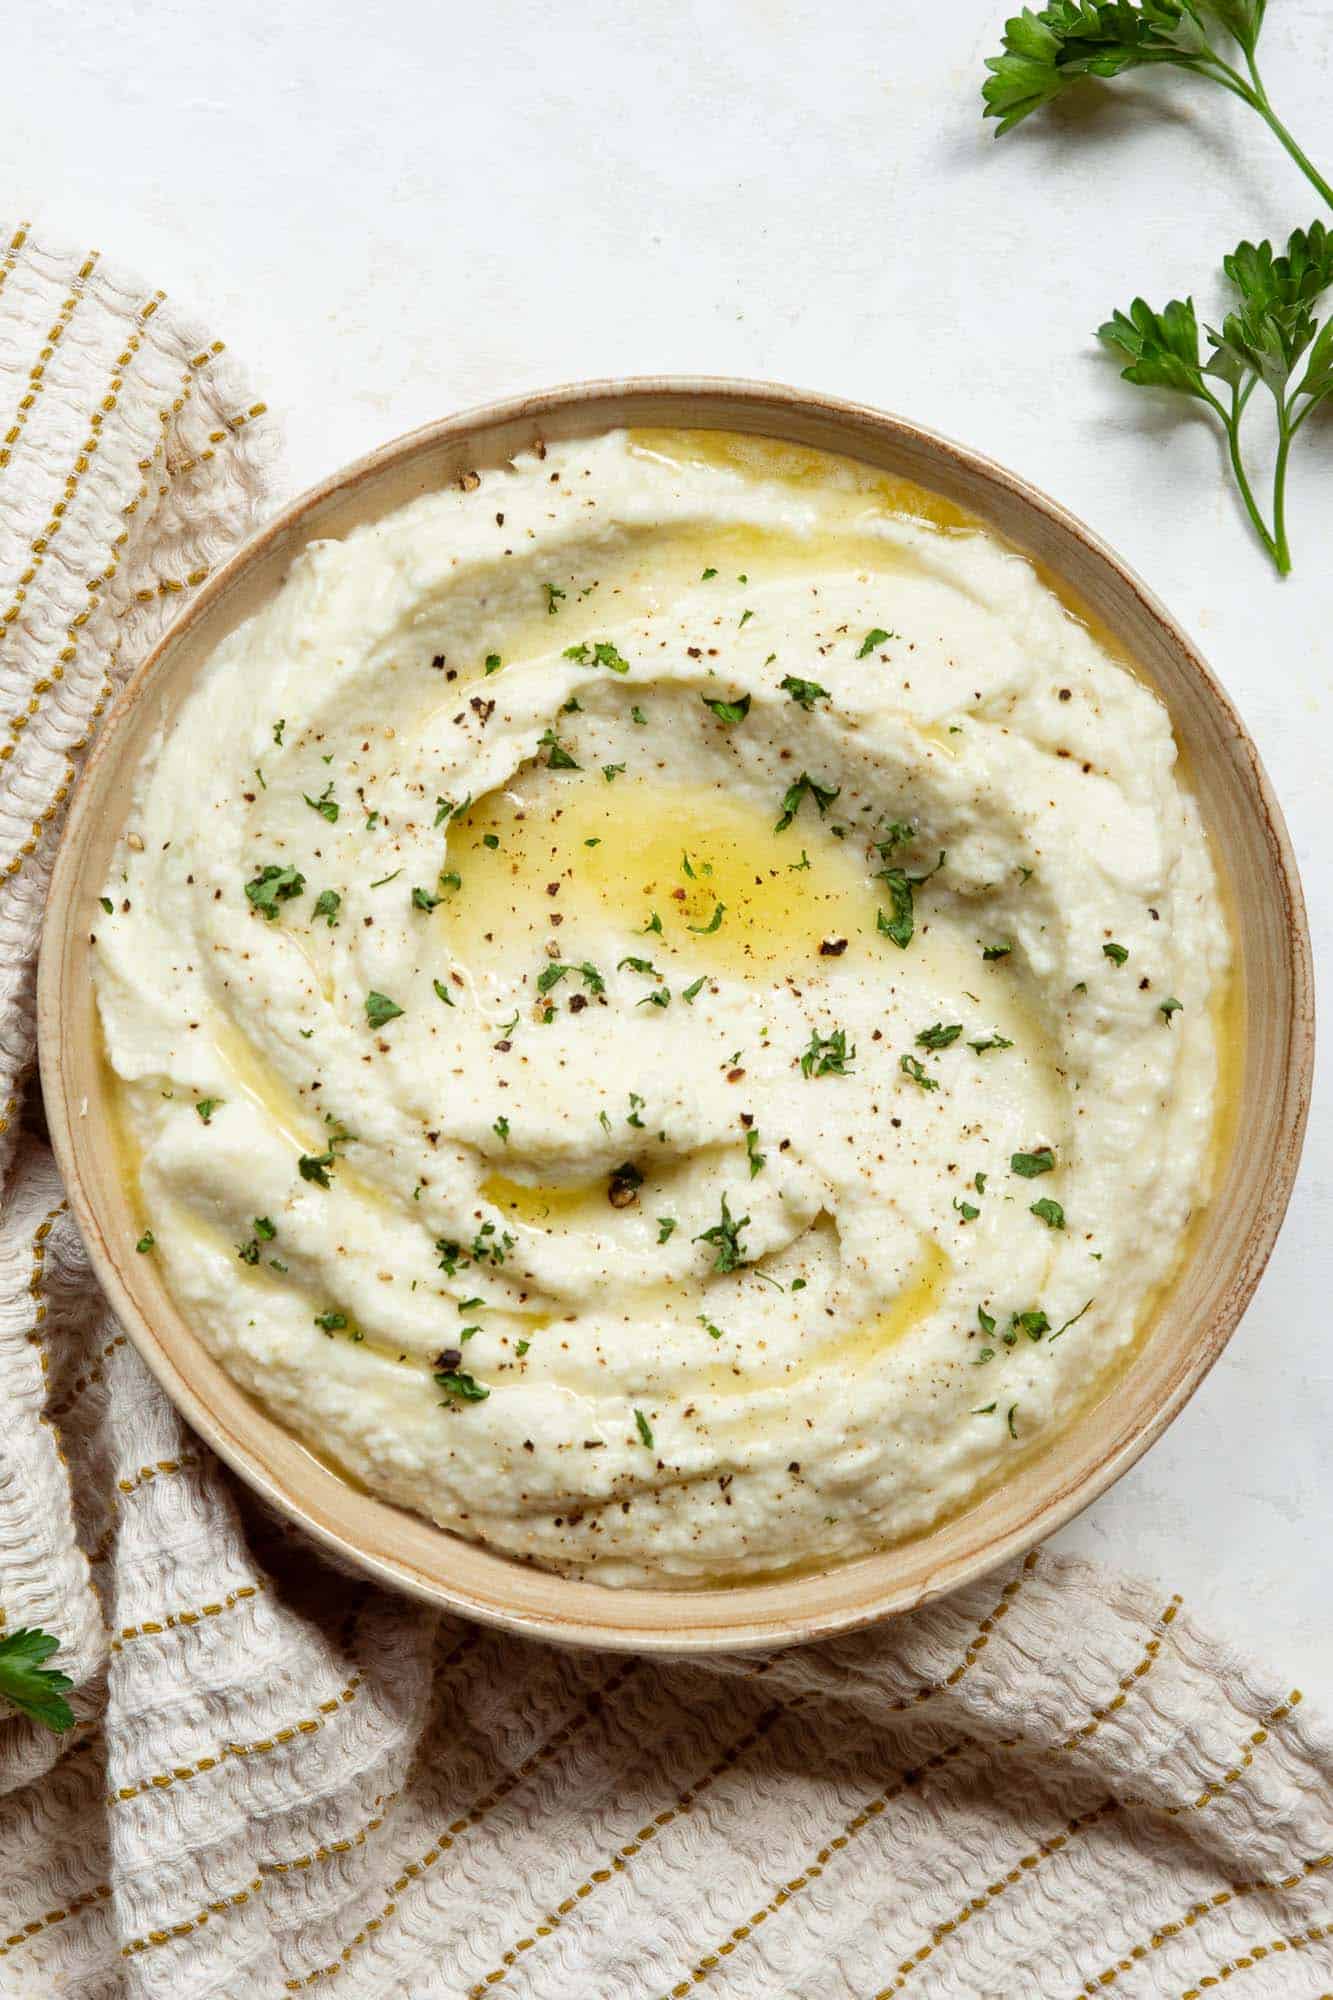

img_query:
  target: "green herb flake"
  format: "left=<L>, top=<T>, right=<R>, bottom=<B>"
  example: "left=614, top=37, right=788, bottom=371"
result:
left=313, top=888, right=341, bottom=927
left=1030, top=1197, right=1065, bottom=1229
left=493, top=1115, right=510, bottom=1143
left=299, top=1150, right=335, bottom=1188
left=135, top=1230, right=155, bottom=1253
left=365, top=991, right=404, bottom=1029
left=195, top=1098, right=221, bottom=1125
left=1103, top=941, right=1129, bottom=966
left=245, top=864, right=306, bottom=919
left=800, top=1027, right=855, bottom=1078
left=969, top=1034, right=1013, bottom=1054
left=702, top=692, right=752, bottom=725
left=688, top=902, right=726, bottom=935
left=775, top=771, right=840, bottom=833
left=694, top=1192, right=750, bottom=1273
left=981, top=941, right=1013, bottom=961
left=543, top=582, right=565, bottom=614
left=1011, top=1147, right=1055, bottom=1178
left=780, top=675, right=831, bottom=709
left=682, top=976, right=707, bottom=1004
left=916, top=1022, right=962, bottom=1051
left=634, top=1407, right=654, bottom=1449
left=857, top=627, right=894, bottom=657
left=745, top=1126, right=765, bottom=1178
left=303, top=783, right=339, bottom=823
left=436, top=1369, right=489, bottom=1404
left=899, top=1053, right=939, bottom=1092
left=538, top=728, right=580, bottom=771
left=433, top=978, right=455, bottom=1007
left=953, top=1198, right=980, bottom=1222
left=1160, top=996, right=1184, bottom=1023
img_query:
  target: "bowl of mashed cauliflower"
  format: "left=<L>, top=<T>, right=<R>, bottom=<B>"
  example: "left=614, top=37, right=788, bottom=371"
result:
left=38, top=381, right=1312, bottom=1651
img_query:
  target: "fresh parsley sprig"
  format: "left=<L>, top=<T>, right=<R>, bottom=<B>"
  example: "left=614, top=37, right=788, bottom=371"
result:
left=982, top=3, right=1333, bottom=213
left=1099, top=223, right=1333, bottom=572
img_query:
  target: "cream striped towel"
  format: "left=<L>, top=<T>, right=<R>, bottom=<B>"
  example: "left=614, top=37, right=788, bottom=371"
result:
left=0, top=227, right=1329, bottom=2000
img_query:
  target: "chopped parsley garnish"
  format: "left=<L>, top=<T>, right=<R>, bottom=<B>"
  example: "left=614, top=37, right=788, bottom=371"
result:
left=245, top=864, right=305, bottom=919
left=745, top=1126, right=765, bottom=1177
left=800, top=1027, right=855, bottom=1078
left=969, top=1034, right=1013, bottom=1054
left=874, top=836, right=944, bottom=950
left=738, top=608, right=754, bottom=628
left=434, top=794, right=469, bottom=827
left=538, top=728, right=580, bottom=770
left=856, top=627, right=895, bottom=657
left=99, top=896, right=114, bottom=915
left=976, top=1172, right=988, bottom=1194
left=634, top=1408, right=654, bottom=1449
left=1030, top=1197, right=1065, bottom=1229
left=637, top=988, right=671, bottom=1009
left=470, top=1222, right=515, bottom=1266
left=273, top=718, right=286, bottom=745
left=978, top=1305, right=997, bottom=1337
left=365, top=991, right=404, bottom=1029
left=626, top=1092, right=646, bottom=1128
left=515, top=1339, right=530, bottom=1358
left=641, top=912, right=663, bottom=936
left=688, top=902, right=726, bottom=935
left=537, top=962, right=572, bottom=994
left=313, top=888, right=341, bottom=927
left=135, top=1230, right=155, bottom=1253
left=1011, top=1147, right=1055, bottom=1178
left=775, top=771, right=840, bottom=833
left=436, top=1369, right=489, bottom=1404
left=900, top=1053, right=939, bottom=1091
left=303, top=782, right=339, bottom=823
left=484, top=653, right=502, bottom=675
left=973, top=1402, right=997, bottom=1416
left=657, top=1216, right=678, bottom=1243
left=701, top=567, right=718, bottom=580
left=1007, top=1403, right=1019, bottom=1441
left=237, top=1237, right=261, bottom=1265
left=544, top=582, right=565, bottom=614
left=631, top=704, right=648, bottom=725
left=682, top=976, right=707, bottom=1003
left=780, top=675, right=831, bottom=709
left=314, top=1309, right=348, bottom=1333
left=195, top=1098, right=221, bottom=1124
left=981, top=941, right=1013, bottom=961
left=412, top=886, right=443, bottom=911
left=702, top=692, right=751, bottom=724
left=576, top=963, right=605, bottom=996
left=618, top=956, right=659, bottom=977
left=369, top=869, right=401, bottom=889
left=299, top=1151, right=335, bottom=1187
left=1103, top=941, right=1129, bottom=966
left=699, top=1315, right=724, bottom=1340
left=433, top=978, right=455, bottom=1007
left=254, top=1216, right=276, bottom=1240
left=694, top=1192, right=750, bottom=1273
left=953, top=1197, right=980, bottom=1222
left=493, top=1115, right=510, bottom=1143
left=1012, top=1308, right=1051, bottom=1342
left=1160, top=996, right=1183, bottom=1023
left=1050, top=1298, right=1095, bottom=1342
left=916, top=1022, right=962, bottom=1050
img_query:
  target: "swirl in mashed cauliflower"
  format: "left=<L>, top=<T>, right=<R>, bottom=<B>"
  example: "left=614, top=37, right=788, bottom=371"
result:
left=94, top=429, right=1229, bottom=1585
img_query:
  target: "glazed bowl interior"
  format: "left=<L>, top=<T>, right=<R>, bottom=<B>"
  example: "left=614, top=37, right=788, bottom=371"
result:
left=37, top=379, right=1312, bottom=1654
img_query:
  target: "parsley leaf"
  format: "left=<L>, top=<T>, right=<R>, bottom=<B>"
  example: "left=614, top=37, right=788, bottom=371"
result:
left=899, top=1053, right=939, bottom=1091
left=433, top=978, right=455, bottom=1006
left=1160, top=995, right=1184, bottom=1022
left=694, top=1192, right=750, bottom=1272
left=745, top=1126, right=766, bottom=1177
left=1030, top=1196, right=1066, bottom=1228
left=299, top=1150, right=335, bottom=1187
left=436, top=1369, right=489, bottom=1404
left=856, top=627, right=894, bottom=656
left=969, top=1033, right=1014, bottom=1054
left=800, top=1027, right=855, bottom=1078
left=688, top=902, right=726, bottom=934
left=702, top=692, right=751, bottom=725
left=634, top=1407, right=654, bottom=1449
left=245, top=864, right=305, bottom=919
left=195, top=1098, right=221, bottom=1125
left=1011, top=1147, right=1056, bottom=1178
left=538, top=727, right=580, bottom=770
left=780, top=675, right=831, bottom=709
left=303, top=782, right=338, bottom=823
left=365, top=991, right=404, bottom=1029
left=1103, top=940, right=1129, bottom=965
left=775, top=771, right=840, bottom=832
left=0, top=1627, right=74, bottom=1732
left=313, top=888, right=341, bottom=927
left=916, top=1022, right=962, bottom=1050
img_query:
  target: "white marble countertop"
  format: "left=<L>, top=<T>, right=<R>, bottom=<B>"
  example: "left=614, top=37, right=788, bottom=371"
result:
left=16, top=0, right=1330, bottom=1698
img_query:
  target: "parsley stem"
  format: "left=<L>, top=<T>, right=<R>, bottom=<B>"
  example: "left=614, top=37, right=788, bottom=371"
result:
left=1271, top=408, right=1295, bottom=577
left=1240, top=53, right=1333, bottom=214
left=1218, top=383, right=1281, bottom=573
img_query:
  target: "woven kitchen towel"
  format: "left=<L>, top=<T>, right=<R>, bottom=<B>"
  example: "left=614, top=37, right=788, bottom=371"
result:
left=0, top=228, right=1329, bottom=2000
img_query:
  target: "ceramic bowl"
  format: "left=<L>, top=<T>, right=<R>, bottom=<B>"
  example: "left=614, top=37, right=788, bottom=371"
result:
left=37, top=379, right=1314, bottom=1653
